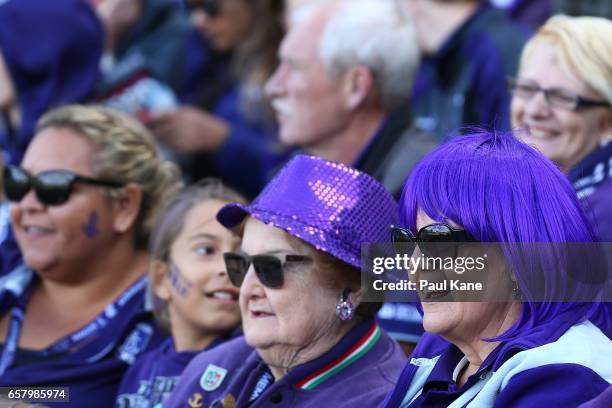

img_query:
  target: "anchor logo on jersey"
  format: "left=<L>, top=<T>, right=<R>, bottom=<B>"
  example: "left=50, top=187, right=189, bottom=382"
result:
left=188, top=392, right=203, bottom=408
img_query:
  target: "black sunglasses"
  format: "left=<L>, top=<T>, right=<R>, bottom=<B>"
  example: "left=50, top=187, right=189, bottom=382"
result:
left=3, top=165, right=125, bottom=206
left=223, top=252, right=312, bottom=288
left=185, top=0, right=221, bottom=17
left=391, top=223, right=477, bottom=258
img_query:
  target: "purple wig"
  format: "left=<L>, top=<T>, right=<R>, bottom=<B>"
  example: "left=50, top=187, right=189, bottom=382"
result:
left=399, top=130, right=611, bottom=340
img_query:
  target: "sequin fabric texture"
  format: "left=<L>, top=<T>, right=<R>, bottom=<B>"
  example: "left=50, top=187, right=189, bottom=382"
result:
left=217, top=155, right=398, bottom=269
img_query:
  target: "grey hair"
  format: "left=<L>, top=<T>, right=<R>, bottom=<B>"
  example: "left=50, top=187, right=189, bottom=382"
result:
left=319, top=0, right=420, bottom=111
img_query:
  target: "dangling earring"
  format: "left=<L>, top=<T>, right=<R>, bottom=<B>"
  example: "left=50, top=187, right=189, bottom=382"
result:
left=336, top=288, right=354, bottom=321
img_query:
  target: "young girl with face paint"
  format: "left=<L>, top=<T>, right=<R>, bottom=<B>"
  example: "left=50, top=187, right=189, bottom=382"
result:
left=115, top=179, right=246, bottom=408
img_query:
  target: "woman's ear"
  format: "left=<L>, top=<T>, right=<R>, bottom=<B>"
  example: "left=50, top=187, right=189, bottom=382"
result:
left=349, top=286, right=364, bottom=308
left=342, top=65, right=375, bottom=111
left=112, top=183, right=143, bottom=234
left=151, top=260, right=171, bottom=301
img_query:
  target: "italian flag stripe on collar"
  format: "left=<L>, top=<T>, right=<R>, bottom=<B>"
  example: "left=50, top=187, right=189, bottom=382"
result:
left=296, top=322, right=381, bottom=390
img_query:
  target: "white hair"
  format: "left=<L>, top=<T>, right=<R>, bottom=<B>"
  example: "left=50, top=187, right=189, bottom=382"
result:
left=319, top=0, right=420, bottom=111
left=288, top=0, right=328, bottom=26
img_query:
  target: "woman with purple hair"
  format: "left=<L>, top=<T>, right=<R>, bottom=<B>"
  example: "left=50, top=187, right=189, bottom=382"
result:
left=382, top=131, right=611, bottom=407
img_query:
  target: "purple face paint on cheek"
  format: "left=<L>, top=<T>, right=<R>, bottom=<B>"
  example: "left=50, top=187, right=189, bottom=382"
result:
left=82, top=211, right=100, bottom=238
left=168, top=262, right=192, bottom=297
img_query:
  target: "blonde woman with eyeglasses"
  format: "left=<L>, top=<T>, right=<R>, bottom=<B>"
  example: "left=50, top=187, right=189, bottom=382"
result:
left=510, top=15, right=612, bottom=242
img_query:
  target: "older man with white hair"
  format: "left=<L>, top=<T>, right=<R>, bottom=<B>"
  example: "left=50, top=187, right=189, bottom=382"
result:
left=266, top=0, right=428, bottom=357
left=266, top=0, right=437, bottom=198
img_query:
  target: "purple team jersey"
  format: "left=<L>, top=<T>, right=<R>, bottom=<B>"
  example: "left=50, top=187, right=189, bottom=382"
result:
left=380, top=317, right=612, bottom=407
left=0, top=266, right=167, bottom=408
left=167, top=318, right=406, bottom=408
left=115, top=330, right=240, bottom=407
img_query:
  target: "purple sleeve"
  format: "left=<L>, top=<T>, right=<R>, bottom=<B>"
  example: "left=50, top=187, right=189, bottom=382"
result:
left=494, top=364, right=610, bottom=407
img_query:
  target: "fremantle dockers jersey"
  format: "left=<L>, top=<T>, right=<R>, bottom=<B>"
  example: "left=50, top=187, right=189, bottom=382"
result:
left=0, top=266, right=166, bottom=408
left=115, top=329, right=240, bottom=408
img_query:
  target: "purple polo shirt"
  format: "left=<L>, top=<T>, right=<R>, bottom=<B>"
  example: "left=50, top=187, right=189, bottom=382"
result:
left=167, top=318, right=406, bottom=407
left=569, top=142, right=612, bottom=242
left=0, top=266, right=167, bottom=408
left=115, top=330, right=241, bottom=407
left=380, top=316, right=612, bottom=407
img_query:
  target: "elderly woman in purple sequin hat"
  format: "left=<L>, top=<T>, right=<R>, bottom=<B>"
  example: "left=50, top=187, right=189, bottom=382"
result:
left=167, top=155, right=406, bottom=408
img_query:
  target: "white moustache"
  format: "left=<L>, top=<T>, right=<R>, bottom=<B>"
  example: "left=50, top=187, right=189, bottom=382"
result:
left=271, top=99, right=292, bottom=117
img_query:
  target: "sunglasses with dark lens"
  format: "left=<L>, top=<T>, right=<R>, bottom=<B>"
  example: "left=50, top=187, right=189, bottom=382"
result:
left=391, top=223, right=477, bottom=258
left=223, top=252, right=312, bottom=288
left=185, top=0, right=221, bottom=17
left=3, top=165, right=125, bottom=206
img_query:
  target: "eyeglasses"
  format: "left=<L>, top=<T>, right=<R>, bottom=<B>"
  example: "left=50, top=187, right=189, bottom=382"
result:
left=507, top=77, right=610, bottom=111
left=185, top=0, right=221, bottom=17
left=391, top=224, right=477, bottom=258
left=223, top=252, right=312, bottom=288
left=3, top=165, right=125, bottom=206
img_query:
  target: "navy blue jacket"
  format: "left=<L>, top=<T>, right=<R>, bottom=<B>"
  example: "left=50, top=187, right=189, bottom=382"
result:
left=411, top=3, right=530, bottom=140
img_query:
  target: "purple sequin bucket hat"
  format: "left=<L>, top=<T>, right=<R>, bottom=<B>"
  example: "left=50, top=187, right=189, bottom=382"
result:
left=217, top=155, right=398, bottom=269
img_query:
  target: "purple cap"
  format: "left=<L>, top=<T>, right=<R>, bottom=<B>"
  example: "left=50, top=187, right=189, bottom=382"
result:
left=217, top=155, right=398, bottom=269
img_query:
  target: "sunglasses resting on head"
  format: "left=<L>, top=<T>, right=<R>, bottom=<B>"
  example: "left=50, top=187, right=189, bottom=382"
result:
left=3, top=165, right=125, bottom=206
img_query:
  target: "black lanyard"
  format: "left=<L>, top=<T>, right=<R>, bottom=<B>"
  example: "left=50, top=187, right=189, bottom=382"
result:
left=248, top=366, right=274, bottom=403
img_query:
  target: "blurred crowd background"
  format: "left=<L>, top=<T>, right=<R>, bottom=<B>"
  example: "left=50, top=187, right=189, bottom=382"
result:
left=0, top=0, right=611, bottom=406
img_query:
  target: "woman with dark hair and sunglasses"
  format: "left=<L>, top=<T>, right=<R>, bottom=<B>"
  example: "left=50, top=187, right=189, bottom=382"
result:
left=510, top=15, right=612, bottom=242
left=0, top=105, right=181, bottom=407
left=150, top=0, right=290, bottom=198
left=166, top=155, right=406, bottom=407
left=115, top=179, right=245, bottom=407
left=381, top=132, right=612, bottom=408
